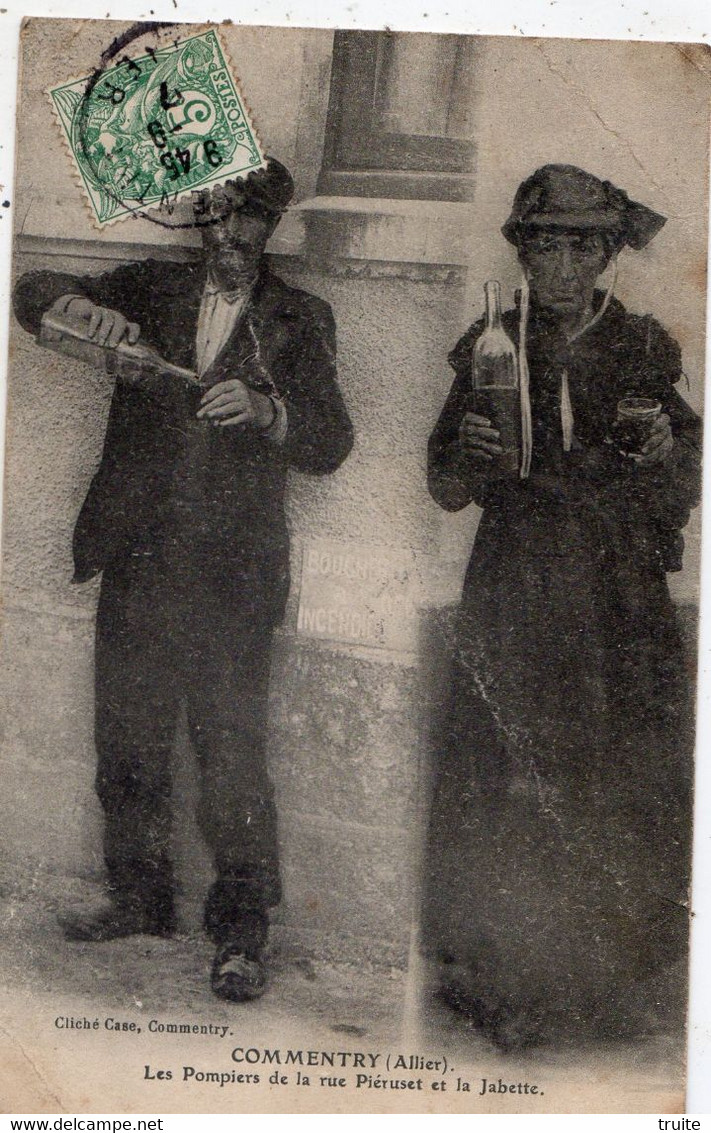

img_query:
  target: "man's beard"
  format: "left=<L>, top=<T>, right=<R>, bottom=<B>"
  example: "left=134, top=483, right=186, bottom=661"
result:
left=204, top=240, right=261, bottom=291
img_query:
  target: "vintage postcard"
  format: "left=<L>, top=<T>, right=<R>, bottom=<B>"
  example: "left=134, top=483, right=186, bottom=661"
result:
left=0, top=16, right=709, bottom=1115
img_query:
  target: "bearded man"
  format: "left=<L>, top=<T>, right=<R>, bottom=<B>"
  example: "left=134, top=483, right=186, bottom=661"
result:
left=13, top=158, right=353, bottom=1002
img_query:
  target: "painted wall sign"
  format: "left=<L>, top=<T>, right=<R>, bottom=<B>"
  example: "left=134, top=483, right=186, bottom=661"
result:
left=297, top=540, right=425, bottom=652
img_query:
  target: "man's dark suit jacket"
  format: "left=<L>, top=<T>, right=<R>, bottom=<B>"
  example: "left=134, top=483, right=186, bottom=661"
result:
left=14, top=258, right=354, bottom=624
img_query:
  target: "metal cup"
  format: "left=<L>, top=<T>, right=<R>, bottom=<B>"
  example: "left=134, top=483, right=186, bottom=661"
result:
left=613, top=396, right=662, bottom=457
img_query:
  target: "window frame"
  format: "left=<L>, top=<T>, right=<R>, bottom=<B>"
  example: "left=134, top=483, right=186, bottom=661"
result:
left=317, top=30, right=476, bottom=203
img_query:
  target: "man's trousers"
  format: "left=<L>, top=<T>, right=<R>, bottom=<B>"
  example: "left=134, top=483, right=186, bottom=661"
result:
left=93, top=550, right=281, bottom=943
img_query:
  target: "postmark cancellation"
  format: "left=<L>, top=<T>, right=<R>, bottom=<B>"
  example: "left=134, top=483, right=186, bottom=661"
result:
left=49, top=27, right=266, bottom=227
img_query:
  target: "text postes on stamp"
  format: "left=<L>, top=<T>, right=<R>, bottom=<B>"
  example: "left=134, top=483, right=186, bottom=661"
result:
left=49, top=27, right=266, bottom=227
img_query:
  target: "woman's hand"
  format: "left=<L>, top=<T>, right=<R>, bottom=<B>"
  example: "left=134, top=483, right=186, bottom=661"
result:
left=634, top=413, right=673, bottom=468
left=459, top=412, right=504, bottom=461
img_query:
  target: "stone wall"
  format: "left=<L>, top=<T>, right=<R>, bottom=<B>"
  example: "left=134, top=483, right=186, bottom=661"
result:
left=1, top=239, right=468, bottom=965
left=1, top=24, right=706, bottom=965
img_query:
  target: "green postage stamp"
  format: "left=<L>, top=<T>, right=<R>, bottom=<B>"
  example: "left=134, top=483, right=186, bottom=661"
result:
left=49, top=27, right=265, bottom=226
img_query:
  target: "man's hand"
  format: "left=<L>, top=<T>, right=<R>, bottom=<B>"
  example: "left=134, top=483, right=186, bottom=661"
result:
left=197, top=380, right=276, bottom=429
left=459, top=412, right=504, bottom=460
left=66, top=296, right=140, bottom=348
left=634, top=413, right=674, bottom=468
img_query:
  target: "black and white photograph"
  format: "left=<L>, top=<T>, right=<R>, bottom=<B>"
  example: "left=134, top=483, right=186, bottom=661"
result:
left=0, top=15, right=708, bottom=1114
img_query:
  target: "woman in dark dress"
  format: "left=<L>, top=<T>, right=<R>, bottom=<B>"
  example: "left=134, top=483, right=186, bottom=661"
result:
left=425, top=165, right=702, bottom=1049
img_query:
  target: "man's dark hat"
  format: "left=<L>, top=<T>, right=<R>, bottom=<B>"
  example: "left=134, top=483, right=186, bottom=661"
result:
left=202, top=156, right=295, bottom=221
left=502, top=164, right=666, bottom=250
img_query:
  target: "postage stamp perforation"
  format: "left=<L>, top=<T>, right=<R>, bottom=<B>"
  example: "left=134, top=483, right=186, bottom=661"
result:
left=46, top=70, right=109, bottom=233
left=47, top=22, right=268, bottom=231
left=207, top=24, right=268, bottom=177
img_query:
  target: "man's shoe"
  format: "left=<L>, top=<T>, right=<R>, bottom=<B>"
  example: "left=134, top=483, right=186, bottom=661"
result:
left=60, top=904, right=176, bottom=942
left=210, top=942, right=267, bottom=1002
